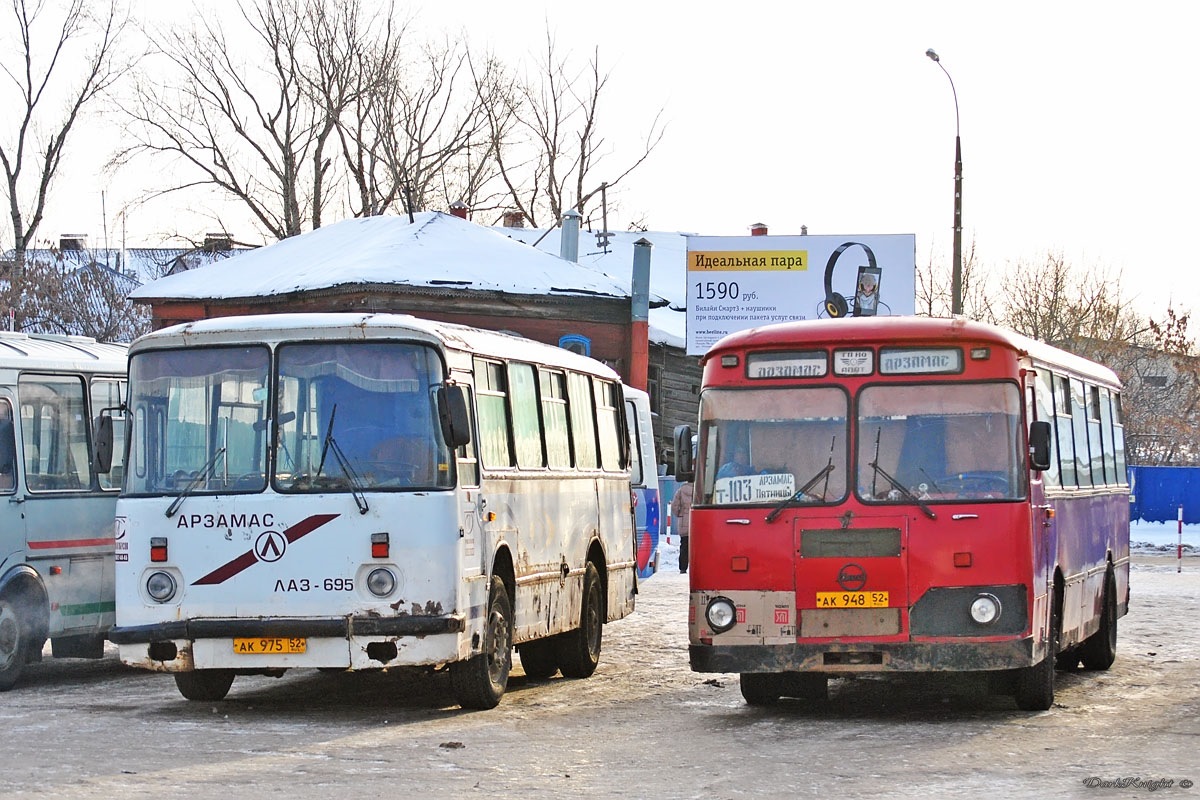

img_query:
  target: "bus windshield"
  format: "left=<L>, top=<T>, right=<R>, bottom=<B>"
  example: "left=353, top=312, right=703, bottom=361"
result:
left=275, top=341, right=451, bottom=491
left=127, top=345, right=269, bottom=496
left=697, top=387, right=848, bottom=506
left=856, top=381, right=1025, bottom=503
left=126, top=341, right=453, bottom=497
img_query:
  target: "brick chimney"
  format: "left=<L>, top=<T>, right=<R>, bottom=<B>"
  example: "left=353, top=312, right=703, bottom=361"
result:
left=449, top=201, right=469, bottom=220
left=203, top=232, right=232, bottom=251
left=750, top=222, right=768, bottom=237
left=59, top=234, right=88, bottom=250
left=502, top=210, right=525, bottom=228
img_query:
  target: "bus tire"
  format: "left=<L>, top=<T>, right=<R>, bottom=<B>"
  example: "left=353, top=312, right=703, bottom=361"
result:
left=518, top=638, right=559, bottom=680
left=556, top=562, right=603, bottom=679
left=783, top=671, right=828, bottom=701
left=175, top=670, right=235, bottom=702
left=740, top=673, right=783, bottom=706
left=0, top=592, right=33, bottom=691
left=451, top=575, right=511, bottom=709
left=1080, top=569, right=1118, bottom=671
left=1015, top=592, right=1060, bottom=711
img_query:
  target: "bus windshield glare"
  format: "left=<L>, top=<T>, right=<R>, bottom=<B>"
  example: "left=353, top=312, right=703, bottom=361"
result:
left=698, top=386, right=849, bottom=506
left=856, top=381, right=1025, bottom=503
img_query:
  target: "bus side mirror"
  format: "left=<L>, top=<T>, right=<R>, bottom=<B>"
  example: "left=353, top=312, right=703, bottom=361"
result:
left=673, top=424, right=694, bottom=483
left=95, top=414, right=114, bottom=474
left=438, top=385, right=472, bottom=448
left=1029, top=420, right=1052, bottom=472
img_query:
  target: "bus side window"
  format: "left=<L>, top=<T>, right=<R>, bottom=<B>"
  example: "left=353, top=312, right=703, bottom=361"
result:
left=0, top=399, right=14, bottom=492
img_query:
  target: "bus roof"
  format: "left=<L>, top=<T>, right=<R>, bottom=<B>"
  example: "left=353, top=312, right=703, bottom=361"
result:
left=130, top=312, right=623, bottom=380
left=0, top=331, right=128, bottom=373
left=704, top=316, right=1122, bottom=387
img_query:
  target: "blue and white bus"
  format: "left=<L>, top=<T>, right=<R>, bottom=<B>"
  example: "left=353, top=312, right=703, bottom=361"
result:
left=625, top=385, right=662, bottom=579
left=0, top=331, right=127, bottom=690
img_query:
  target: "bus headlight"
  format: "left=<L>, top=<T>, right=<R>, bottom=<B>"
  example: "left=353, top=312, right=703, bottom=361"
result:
left=146, top=571, right=178, bottom=603
left=366, top=568, right=397, bottom=598
left=970, top=593, right=1001, bottom=625
left=705, top=596, right=738, bottom=634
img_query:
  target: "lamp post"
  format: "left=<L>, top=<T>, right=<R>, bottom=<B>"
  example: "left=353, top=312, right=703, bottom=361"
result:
left=926, top=48, right=963, bottom=316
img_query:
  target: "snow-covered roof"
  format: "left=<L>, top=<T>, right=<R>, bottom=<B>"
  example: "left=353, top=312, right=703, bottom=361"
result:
left=501, top=226, right=691, bottom=349
left=130, top=212, right=630, bottom=304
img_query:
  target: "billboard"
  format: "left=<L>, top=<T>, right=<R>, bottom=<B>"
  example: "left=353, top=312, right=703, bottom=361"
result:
left=685, top=233, right=916, bottom=356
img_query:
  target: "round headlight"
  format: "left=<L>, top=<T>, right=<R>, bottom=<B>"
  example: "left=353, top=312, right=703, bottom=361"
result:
left=705, top=596, right=738, bottom=634
left=970, top=593, right=1001, bottom=625
left=146, top=571, right=177, bottom=603
left=366, top=568, right=396, bottom=598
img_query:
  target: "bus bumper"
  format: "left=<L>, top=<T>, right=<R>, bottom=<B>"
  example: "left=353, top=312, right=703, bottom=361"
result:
left=111, top=614, right=466, bottom=671
left=110, top=614, right=465, bottom=644
left=690, top=638, right=1034, bottom=674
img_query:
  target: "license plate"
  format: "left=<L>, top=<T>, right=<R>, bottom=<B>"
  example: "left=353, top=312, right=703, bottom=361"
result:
left=815, top=591, right=889, bottom=608
left=233, top=637, right=307, bottom=654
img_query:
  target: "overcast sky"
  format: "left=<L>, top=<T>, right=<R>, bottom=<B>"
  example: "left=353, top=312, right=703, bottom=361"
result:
left=38, top=1, right=1200, bottom=319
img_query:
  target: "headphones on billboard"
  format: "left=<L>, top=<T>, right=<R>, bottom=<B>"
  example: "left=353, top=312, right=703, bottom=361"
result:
left=823, top=241, right=878, bottom=318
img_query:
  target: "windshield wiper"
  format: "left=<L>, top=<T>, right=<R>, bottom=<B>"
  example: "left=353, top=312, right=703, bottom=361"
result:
left=766, top=436, right=838, bottom=523
left=867, top=427, right=935, bottom=519
left=765, top=463, right=835, bottom=523
left=315, top=404, right=337, bottom=478
left=317, top=407, right=369, bottom=514
left=166, top=447, right=227, bottom=518
left=868, top=459, right=936, bottom=520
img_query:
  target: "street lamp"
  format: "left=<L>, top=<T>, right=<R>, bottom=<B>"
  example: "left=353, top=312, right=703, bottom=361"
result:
left=926, top=48, right=963, bottom=316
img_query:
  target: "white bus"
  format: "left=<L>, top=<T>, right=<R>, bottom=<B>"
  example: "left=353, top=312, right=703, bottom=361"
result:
left=110, top=313, right=638, bottom=708
left=0, top=331, right=127, bottom=690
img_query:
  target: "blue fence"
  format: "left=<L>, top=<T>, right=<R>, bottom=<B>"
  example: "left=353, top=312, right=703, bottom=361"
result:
left=1129, top=465, right=1200, bottom=523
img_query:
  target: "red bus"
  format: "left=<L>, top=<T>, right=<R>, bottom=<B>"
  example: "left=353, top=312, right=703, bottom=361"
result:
left=674, top=317, right=1129, bottom=710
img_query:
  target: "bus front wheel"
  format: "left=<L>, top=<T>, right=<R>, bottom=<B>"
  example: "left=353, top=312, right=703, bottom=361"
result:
left=175, top=670, right=235, bottom=702
left=0, top=593, right=33, bottom=691
left=556, top=562, right=603, bottom=679
left=1015, top=592, right=1061, bottom=711
left=451, top=575, right=512, bottom=709
left=740, top=673, right=783, bottom=706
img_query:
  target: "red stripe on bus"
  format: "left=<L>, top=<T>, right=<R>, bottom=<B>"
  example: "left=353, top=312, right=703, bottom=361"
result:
left=27, top=538, right=115, bottom=549
left=191, top=513, right=339, bottom=586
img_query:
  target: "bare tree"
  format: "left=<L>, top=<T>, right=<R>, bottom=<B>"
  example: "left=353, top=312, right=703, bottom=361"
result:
left=336, top=31, right=494, bottom=219
left=0, top=0, right=128, bottom=279
left=1120, top=307, right=1200, bottom=466
left=914, top=238, right=996, bottom=322
left=998, top=252, right=1144, bottom=353
left=0, top=249, right=148, bottom=340
left=483, top=31, right=664, bottom=228
left=113, top=0, right=343, bottom=241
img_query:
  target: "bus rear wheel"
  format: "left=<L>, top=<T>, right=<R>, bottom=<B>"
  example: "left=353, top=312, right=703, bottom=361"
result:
left=556, top=562, right=603, bottom=679
left=518, top=638, right=559, bottom=680
left=451, top=575, right=512, bottom=709
left=175, top=670, right=235, bottom=702
left=0, top=593, right=32, bottom=692
left=1080, top=569, right=1118, bottom=670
